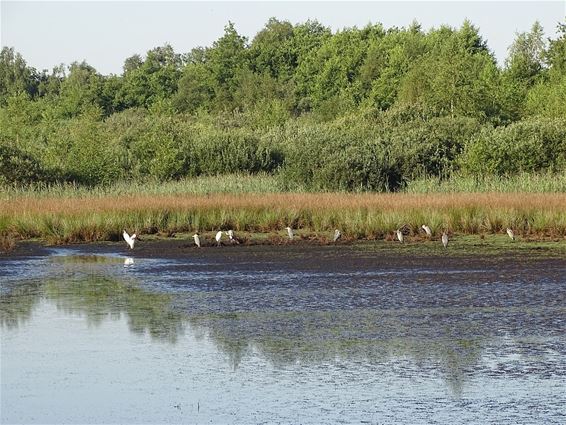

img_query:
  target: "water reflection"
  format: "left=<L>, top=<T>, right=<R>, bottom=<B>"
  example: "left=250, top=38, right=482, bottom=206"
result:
left=2, top=274, right=184, bottom=343
left=2, top=250, right=565, bottom=400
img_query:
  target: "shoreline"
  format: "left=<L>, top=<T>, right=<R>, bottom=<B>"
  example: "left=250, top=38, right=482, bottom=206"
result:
left=3, top=232, right=565, bottom=259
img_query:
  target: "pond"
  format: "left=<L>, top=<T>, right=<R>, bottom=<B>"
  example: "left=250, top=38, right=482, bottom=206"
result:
left=1, top=243, right=565, bottom=424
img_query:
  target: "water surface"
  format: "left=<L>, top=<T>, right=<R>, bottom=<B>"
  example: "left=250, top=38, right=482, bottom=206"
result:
left=1, top=244, right=565, bottom=424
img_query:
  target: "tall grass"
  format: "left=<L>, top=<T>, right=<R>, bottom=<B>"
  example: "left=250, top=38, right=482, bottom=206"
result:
left=0, top=173, right=292, bottom=200
left=1, top=192, right=565, bottom=244
left=2, top=172, right=565, bottom=201
left=405, top=172, right=566, bottom=193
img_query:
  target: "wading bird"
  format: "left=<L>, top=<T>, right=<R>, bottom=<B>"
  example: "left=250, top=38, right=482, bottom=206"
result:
left=442, top=231, right=449, bottom=248
left=333, top=229, right=342, bottom=242
left=215, top=231, right=223, bottom=246
left=421, top=224, right=432, bottom=237
left=285, top=226, right=294, bottom=240
left=396, top=229, right=404, bottom=244
left=123, top=230, right=137, bottom=249
left=193, top=233, right=201, bottom=248
left=225, top=229, right=240, bottom=244
left=506, top=228, right=515, bottom=241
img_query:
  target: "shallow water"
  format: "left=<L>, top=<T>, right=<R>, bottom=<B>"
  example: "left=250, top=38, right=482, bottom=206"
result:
left=1, top=244, right=565, bottom=424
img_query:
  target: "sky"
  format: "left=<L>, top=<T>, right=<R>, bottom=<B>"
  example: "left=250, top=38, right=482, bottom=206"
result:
left=1, top=1, right=565, bottom=75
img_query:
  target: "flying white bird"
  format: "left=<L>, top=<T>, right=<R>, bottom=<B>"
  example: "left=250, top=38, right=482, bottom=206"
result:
left=123, top=230, right=137, bottom=249
left=333, top=229, right=342, bottom=242
left=285, top=226, right=294, bottom=240
left=442, top=231, right=449, bottom=248
left=193, top=233, right=201, bottom=248
left=506, top=228, right=515, bottom=240
left=421, top=224, right=432, bottom=237
left=215, top=231, right=223, bottom=246
left=396, top=229, right=404, bottom=244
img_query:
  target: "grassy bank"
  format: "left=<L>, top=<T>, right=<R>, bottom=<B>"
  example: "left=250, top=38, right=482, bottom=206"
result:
left=1, top=190, right=565, bottom=245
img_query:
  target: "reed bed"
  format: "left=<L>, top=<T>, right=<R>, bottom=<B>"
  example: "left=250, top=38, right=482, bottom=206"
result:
left=2, top=172, right=565, bottom=202
left=2, top=192, right=565, bottom=244
left=405, top=172, right=566, bottom=193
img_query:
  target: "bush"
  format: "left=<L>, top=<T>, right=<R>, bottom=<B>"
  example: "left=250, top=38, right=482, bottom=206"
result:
left=461, top=118, right=566, bottom=174
left=0, top=144, right=53, bottom=184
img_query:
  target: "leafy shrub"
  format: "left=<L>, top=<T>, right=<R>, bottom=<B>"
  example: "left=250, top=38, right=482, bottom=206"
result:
left=461, top=118, right=566, bottom=174
left=0, top=144, right=52, bottom=184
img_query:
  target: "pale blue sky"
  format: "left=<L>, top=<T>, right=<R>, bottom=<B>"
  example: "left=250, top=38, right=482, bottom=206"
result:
left=1, top=1, right=565, bottom=75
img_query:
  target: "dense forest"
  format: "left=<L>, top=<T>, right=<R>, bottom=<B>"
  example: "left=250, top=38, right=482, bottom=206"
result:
left=1, top=18, right=566, bottom=190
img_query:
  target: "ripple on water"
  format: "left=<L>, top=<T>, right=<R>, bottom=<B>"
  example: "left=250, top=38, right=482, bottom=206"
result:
left=1, top=246, right=565, bottom=424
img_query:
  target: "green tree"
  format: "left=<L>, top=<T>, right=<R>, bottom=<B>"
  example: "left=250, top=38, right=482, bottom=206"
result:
left=249, top=18, right=296, bottom=80
left=117, top=44, right=183, bottom=109
left=505, top=21, right=547, bottom=85
left=57, top=61, right=104, bottom=118
left=0, top=47, right=40, bottom=104
left=206, top=22, right=249, bottom=109
left=397, top=24, right=500, bottom=121
left=546, top=21, right=566, bottom=75
left=359, top=23, right=427, bottom=110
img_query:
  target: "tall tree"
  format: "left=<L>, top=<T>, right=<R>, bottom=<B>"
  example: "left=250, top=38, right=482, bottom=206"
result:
left=118, top=44, right=183, bottom=109
left=505, top=21, right=547, bottom=85
left=206, top=22, right=249, bottom=109
left=546, top=21, right=566, bottom=75
left=249, top=18, right=296, bottom=80
left=0, top=47, right=40, bottom=104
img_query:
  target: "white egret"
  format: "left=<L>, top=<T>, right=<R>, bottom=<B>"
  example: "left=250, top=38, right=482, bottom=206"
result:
left=225, top=229, right=239, bottom=244
left=285, top=226, right=294, bottom=240
left=506, top=228, right=515, bottom=240
left=123, top=230, right=137, bottom=249
left=396, top=229, right=404, bottom=243
left=442, top=231, right=449, bottom=248
left=333, top=229, right=342, bottom=242
left=421, top=225, right=432, bottom=237
left=215, top=231, right=223, bottom=246
left=193, top=233, right=201, bottom=248
left=124, top=257, right=134, bottom=266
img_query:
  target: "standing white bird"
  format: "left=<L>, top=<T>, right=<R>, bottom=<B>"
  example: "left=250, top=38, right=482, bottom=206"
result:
left=421, top=224, right=432, bottom=237
left=123, top=230, right=137, bottom=249
left=506, top=228, right=515, bottom=240
left=333, top=229, right=342, bottom=242
left=225, top=229, right=239, bottom=244
left=442, top=231, right=449, bottom=248
left=285, top=226, right=294, bottom=240
left=193, top=233, right=201, bottom=248
left=396, top=229, right=404, bottom=243
left=215, top=231, right=223, bottom=246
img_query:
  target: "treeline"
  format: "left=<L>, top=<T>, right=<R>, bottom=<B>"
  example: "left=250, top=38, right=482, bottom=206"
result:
left=1, top=18, right=566, bottom=190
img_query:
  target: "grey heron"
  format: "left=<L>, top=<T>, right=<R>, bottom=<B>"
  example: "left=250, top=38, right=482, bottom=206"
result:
left=506, top=228, right=515, bottom=240
left=193, top=233, right=201, bottom=248
left=421, top=224, right=432, bottom=237
left=441, top=231, right=449, bottom=248
left=285, top=226, right=294, bottom=240
left=333, top=229, right=342, bottom=242
left=123, top=230, right=137, bottom=249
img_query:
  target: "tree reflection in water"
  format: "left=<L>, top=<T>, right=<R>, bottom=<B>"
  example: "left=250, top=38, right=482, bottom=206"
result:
left=1, top=257, right=489, bottom=396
